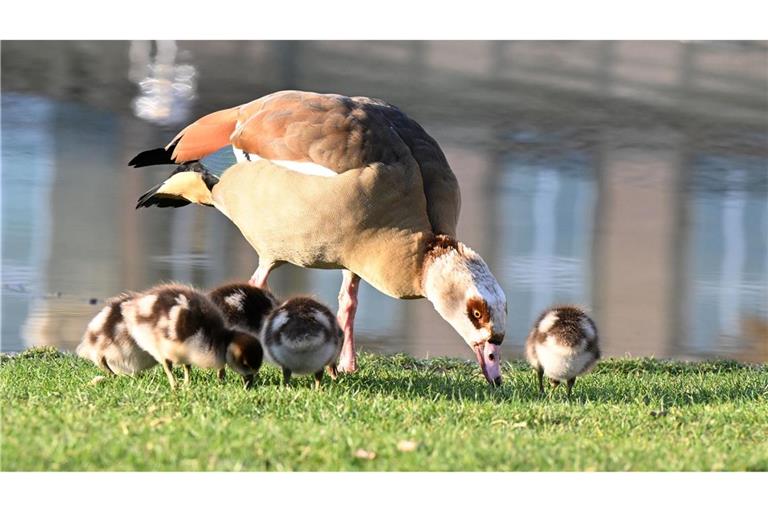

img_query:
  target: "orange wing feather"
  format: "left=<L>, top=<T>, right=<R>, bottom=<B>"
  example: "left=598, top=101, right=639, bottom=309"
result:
left=167, top=107, right=241, bottom=162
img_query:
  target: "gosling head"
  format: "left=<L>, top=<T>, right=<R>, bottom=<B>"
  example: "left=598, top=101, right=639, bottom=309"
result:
left=225, top=329, right=264, bottom=388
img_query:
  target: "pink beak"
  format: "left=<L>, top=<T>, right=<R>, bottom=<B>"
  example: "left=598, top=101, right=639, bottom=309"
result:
left=474, top=342, right=502, bottom=386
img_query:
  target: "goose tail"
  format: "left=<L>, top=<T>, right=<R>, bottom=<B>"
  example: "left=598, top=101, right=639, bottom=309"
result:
left=135, top=162, right=219, bottom=209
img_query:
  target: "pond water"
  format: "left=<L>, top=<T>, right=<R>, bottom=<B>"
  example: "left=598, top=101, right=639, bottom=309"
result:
left=2, top=41, right=767, bottom=362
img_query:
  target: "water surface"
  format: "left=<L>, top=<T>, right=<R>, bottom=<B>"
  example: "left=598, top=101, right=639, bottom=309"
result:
left=2, top=41, right=767, bottom=362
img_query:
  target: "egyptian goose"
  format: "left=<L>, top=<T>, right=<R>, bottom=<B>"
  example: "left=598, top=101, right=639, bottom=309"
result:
left=130, top=90, right=507, bottom=385
left=261, top=297, right=342, bottom=388
left=120, top=284, right=263, bottom=389
left=76, top=292, right=157, bottom=376
left=525, top=305, right=601, bottom=398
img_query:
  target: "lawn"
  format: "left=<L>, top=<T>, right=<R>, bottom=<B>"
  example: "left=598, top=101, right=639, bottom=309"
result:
left=1, top=347, right=766, bottom=471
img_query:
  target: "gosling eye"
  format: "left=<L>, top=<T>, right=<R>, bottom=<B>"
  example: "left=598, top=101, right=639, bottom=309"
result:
left=472, top=309, right=482, bottom=319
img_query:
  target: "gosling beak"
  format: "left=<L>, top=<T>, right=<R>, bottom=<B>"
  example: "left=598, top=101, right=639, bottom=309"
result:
left=473, top=341, right=502, bottom=387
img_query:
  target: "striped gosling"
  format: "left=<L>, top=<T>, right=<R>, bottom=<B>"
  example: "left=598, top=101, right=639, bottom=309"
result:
left=121, top=284, right=263, bottom=389
left=525, top=305, right=601, bottom=398
left=208, top=282, right=277, bottom=336
left=76, top=292, right=157, bottom=376
left=208, top=282, right=277, bottom=383
left=261, top=297, right=342, bottom=388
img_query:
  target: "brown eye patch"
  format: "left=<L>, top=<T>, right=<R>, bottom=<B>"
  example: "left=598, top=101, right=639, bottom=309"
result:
left=466, top=298, right=490, bottom=329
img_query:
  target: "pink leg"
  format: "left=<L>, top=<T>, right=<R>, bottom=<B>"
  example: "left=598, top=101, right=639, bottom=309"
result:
left=249, top=261, right=275, bottom=290
left=336, top=270, right=360, bottom=373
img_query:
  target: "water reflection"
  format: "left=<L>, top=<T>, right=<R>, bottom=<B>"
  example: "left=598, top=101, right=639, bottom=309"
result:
left=2, top=96, right=56, bottom=350
left=497, top=149, right=597, bottom=345
left=688, top=156, right=768, bottom=360
left=129, top=41, right=197, bottom=126
left=1, top=41, right=766, bottom=362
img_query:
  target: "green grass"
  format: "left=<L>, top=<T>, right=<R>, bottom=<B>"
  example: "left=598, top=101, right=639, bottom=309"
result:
left=1, top=347, right=766, bottom=471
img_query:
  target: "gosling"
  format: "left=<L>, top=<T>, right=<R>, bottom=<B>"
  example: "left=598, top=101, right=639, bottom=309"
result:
left=208, top=282, right=277, bottom=383
left=261, top=297, right=342, bottom=388
left=525, top=305, right=601, bottom=398
left=76, top=292, right=157, bottom=376
left=208, top=282, right=277, bottom=336
left=121, top=284, right=263, bottom=389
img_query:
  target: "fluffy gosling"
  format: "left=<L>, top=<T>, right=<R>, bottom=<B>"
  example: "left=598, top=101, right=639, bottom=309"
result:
left=261, top=297, right=342, bottom=388
left=208, top=282, right=277, bottom=335
left=525, top=305, right=601, bottom=398
left=76, top=292, right=157, bottom=376
left=121, top=284, right=263, bottom=389
left=208, top=282, right=276, bottom=383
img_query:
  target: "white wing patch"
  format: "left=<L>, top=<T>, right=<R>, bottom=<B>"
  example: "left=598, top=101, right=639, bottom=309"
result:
left=233, top=148, right=338, bottom=178
left=175, top=294, right=189, bottom=309
left=86, top=306, right=111, bottom=333
left=269, top=310, right=290, bottom=332
left=313, top=311, right=332, bottom=331
left=538, top=312, right=559, bottom=334
left=224, top=291, right=246, bottom=311
left=137, top=294, right=158, bottom=317
left=580, top=317, right=596, bottom=340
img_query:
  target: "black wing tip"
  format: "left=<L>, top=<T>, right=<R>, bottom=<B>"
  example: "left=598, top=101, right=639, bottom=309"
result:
left=129, top=140, right=181, bottom=168
left=136, top=194, right=191, bottom=209
left=135, top=183, right=191, bottom=209
left=135, top=183, right=161, bottom=208
left=134, top=157, right=216, bottom=210
left=129, top=147, right=174, bottom=168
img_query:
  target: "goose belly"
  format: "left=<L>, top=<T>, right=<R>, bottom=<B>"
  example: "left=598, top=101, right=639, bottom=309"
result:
left=214, top=160, right=432, bottom=277
left=214, top=161, right=357, bottom=268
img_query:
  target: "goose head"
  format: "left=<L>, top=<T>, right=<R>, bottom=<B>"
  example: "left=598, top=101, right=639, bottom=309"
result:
left=422, top=236, right=507, bottom=386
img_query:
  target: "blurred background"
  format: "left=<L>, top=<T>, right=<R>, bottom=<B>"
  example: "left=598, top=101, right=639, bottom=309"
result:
left=2, top=40, right=767, bottom=362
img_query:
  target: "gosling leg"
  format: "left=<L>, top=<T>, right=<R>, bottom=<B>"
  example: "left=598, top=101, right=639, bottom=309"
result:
left=242, top=374, right=254, bottom=389
left=566, top=377, right=576, bottom=399
left=161, top=359, right=176, bottom=390
left=282, top=368, right=292, bottom=386
left=99, top=357, right=116, bottom=376
left=183, top=364, right=191, bottom=386
left=536, top=366, right=544, bottom=395
left=327, top=363, right=338, bottom=380
left=314, top=370, right=324, bottom=390
left=217, top=367, right=226, bottom=382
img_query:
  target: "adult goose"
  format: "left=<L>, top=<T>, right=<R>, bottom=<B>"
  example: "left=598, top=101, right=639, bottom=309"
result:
left=130, top=90, right=507, bottom=385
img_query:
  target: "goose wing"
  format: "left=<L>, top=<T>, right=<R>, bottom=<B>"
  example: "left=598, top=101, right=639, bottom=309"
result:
left=230, top=91, right=460, bottom=236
